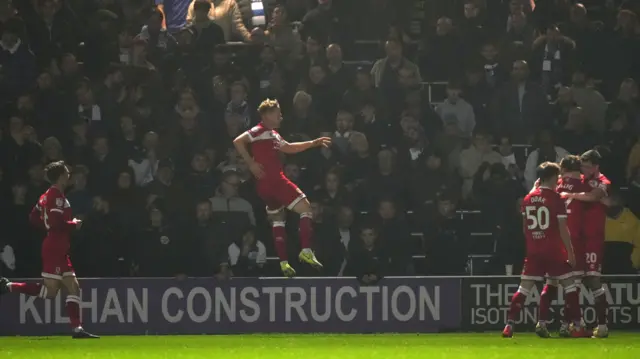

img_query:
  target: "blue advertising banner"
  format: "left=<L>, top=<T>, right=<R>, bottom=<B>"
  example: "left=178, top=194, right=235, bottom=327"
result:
left=0, top=277, right=461, bottom=335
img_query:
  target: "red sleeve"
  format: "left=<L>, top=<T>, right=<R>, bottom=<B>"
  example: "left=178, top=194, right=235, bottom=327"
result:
left=43, top=192, right=76, bottom=231
left=29, top=204, right=43, bottom=228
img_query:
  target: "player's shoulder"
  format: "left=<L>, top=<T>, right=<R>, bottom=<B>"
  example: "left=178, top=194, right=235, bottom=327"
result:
left=248, top=123, right=267, bottom=136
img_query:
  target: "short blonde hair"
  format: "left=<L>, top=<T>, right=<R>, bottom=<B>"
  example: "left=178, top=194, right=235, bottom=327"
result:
left=258, top=98, right=280, bottom=115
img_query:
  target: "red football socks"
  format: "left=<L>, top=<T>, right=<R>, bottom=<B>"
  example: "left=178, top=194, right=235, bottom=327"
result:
left=564, top=284, right=581, bottom=324
left=539, top=284, right=557, bottom=323
left=594, top=287, right=608, bottom=325
left=272, top=221, right=288, bottom=261
left=299, top=213, right=313, bottom=249
left=507, top=286, right=530, bottom=323
left=66, top=295, right=83, bottom=328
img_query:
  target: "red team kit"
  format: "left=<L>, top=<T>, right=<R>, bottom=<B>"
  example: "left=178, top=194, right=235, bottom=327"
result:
left=504, top=155, right=611, bottom=339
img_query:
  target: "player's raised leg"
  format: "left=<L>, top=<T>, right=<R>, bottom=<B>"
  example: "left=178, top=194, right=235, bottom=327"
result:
left=62, top=274, right=98, bottom=338
left=267, top=206, right=296, bottom=277
left=0, top=277, right=59, bottom=300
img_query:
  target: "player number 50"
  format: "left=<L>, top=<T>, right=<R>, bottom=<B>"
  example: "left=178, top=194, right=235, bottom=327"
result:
left=525, top=206, right=550, bottom=230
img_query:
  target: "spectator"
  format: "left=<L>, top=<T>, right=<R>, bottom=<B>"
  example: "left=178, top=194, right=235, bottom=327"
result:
left=371, top=39, right=421, bottom=90
left=459, top=0, right=489, bottom=58
left=531, top=24, right=576, bottom=94
left=313, top=170, right=351, bottom=214
left=344, top=132, right=375, bottom=190
left=550, top=86, right=575, bottom=130
left=335, top=205, right=357, bottom=276
left=66, top=165, right=91, bottom=219
left=343, top=69, right=382, bottom=113
left=189, top=199, right=232, bottom=279
left=265, top=4, right=302, bottom=68
left=134, top=207, right=187, bottom=277
left=376, top=199, right=414, bottom=276
left=157, top=0, right=192, bottom=32
left=331, top=110, right=355, bottom=158
left=307, top=199, right=341, bottom=275
left=146, top=159, right=189, bottom=220
left=463, top=64, right=492, bottom=129
left=190, top=0, right=226, bottom=59
left=228, top=227, right=267, bottom=277
left=436, top=81, right=476, bottom=138
left=75, top=195, right=128, bottom=277
left=602, top=112, right=635, bottom=186
left=281, top=90, right=321, bottom=138
left=185, top=151, right=218, bottom=202
left=557, top=106, right=600, bottom=155
left=0, top=18, right=36, bottom=102
left=87, top=135, right=125, bottom=194
left=345, top=223, right=386, bottom=283
left=602, top=191, right=640, bottom=274
left=210, top=169, right=255, bottom=227
left=187, top=0, right=251, bottom=42
left=42, top=136, right=64, bottom=164
left=458, top=130, right=502, bottom=199
left=479, top=42, right=508, bottom=90
left=491, top=60, right=550, bottom=141
left=225, top=81, right=253, bottom=130
left=254, top=45, right=286, bottom=102
left=358, top=148, right=405, bottom=210
left=523, top=130, right=570, bottom=189
left=1, top=115, right=42, bottom=183
left=423, top=194, right=469, bottom=275
left=419, top=16, right=462, bottom=81
left=129, top=131, right=160, bottom=187
left=410, top=150, right=459, bottom=216
left=504, top=11, right=536, bottom=52
left=136, top=7, right=178, bottom=66
left=570, top=70, right=607, bottom=134
left=301, top=0, right=349, bottom=48
left=607, top=78, right=639, bottom=130
left=325, top=43, right=352, bottom=100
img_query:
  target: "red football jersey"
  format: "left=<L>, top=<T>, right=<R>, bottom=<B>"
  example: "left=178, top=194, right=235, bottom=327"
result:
left=557, top=175, right=591, bottom=240
left=246, top=123, right=286, bottom=180
left=521, top=186, right=568, bottom=259
left=30, top=186, right=76, bottom=252
left=582, top=172, right=611, bottom=239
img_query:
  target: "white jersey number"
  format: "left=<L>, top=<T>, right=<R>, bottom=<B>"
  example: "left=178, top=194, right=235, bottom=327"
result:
left=525, top=206, right=550, bottom=230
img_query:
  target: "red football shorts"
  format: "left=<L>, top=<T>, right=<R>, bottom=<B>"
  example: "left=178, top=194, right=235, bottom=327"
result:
left=584, top=241, right=603, bottom=276
left=41, top=240, right=75, bottom=280
left=256, top=177, right=306, bottom=214
left=571, top=238, right=585, bottom=277
left=521, top=255, right=573, bottom=281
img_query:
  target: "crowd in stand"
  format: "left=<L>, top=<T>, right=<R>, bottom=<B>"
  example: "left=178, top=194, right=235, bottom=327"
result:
left=1, top=0, right=640, bottom=281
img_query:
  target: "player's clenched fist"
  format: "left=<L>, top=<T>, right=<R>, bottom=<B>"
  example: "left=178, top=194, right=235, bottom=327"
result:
left=312, top=137, right=332, bottom=148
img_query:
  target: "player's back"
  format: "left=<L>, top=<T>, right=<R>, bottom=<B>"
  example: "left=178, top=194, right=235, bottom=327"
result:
left=247, top=123, right=285, bottom=179
left=557, top=175, right=590, bottom=239
left=38, top=186, right=73, bottom=238
left=522, top=187, right=566, bottom=259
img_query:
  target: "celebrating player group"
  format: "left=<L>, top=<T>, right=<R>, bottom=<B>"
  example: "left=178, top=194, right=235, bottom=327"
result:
left=503, top=150, right=611, bottom=339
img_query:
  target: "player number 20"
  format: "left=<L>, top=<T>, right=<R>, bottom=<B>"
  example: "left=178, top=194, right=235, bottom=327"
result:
left=585, top=252, right=597, bottom=264
left=525, top=206, right=550, bottom=230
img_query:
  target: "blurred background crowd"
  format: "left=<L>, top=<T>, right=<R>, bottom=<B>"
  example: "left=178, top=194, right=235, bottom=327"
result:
left=1, top=0, right=640, bottom=281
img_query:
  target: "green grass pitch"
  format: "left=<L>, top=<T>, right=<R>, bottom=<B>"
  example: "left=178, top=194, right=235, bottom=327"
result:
left=1, top=333, right=639, bottom=359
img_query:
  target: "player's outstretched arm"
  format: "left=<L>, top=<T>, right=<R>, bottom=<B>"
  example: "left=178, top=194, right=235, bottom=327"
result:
left=562, top=188, right=605, bottom=202
left=279, top=137, right=331, bottom=154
